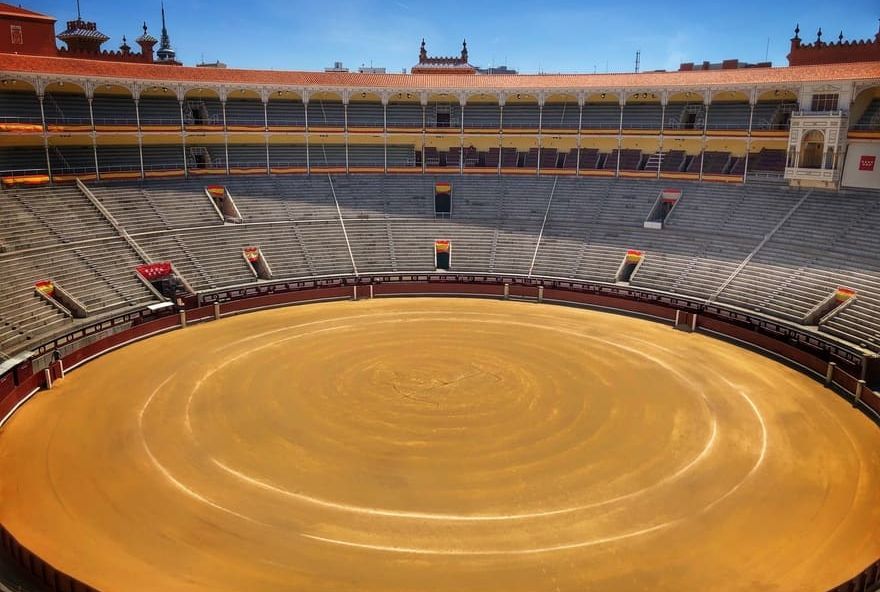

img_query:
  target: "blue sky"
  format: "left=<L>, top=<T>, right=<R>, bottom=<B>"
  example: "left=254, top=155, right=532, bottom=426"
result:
left=27, top=0, right=880, bottom=73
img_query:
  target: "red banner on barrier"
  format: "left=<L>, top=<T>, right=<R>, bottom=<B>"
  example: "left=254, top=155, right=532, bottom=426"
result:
left=435, top=240, right=450, bottom=253
left=625, top=249, right=643, bottom=263
left=435, top=182, right=452, bottom=194
left=136, top=262, right=173, bottom=281
left=859, top=155, right=876, bottom=172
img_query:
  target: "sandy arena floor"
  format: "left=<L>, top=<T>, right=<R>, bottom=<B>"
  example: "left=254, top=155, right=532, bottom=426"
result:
left=1, top=298, right=880, bottom=592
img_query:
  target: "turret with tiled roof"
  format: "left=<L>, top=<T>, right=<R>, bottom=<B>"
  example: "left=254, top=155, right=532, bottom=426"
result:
left=56, top=0, right=109, bottom=53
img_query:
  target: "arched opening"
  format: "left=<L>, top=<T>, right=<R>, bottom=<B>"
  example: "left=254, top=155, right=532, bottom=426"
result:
left=92, top=84, right=136, bottom=128
left=799, top=130, right=824, bottom=169
left=139, top=85, right=180, bottom=129
left=666, top=91, right=706, bottom=131
left=0, top=78, right=42, bottom=128
left=347, top=91, right=384, bottom=130
left=464, top=93, right=501, bottom=130
left=623, top=91, right=662, bottom=131
left=543, top=93, right=579, bottom=131
left=755, top=89, right=798, bottom=131
left=582, top=92, right=620, bottom=131
left=44, top=81, right=90, bottom=128
left=183, top=88, right=222, bottom=129
left=308, top=91, right=345, bottom=129
left=267, top=90, right=305, bottom=129
left=851, top=86, right=880, bottom=130
left=225, top=88, right=264, bottom=129
left=426, top=93, right=461, bottom=131
left=503, top=92, right=539, bottom=131
left=387, top=91, right=422, bottom=130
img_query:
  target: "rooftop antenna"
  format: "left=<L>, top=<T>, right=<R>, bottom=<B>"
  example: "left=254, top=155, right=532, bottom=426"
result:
left=75, top=0, right=81, bottom=19
left=764, top=37, right=770, bottom=61
left=634, top=49, right=640, bottom=73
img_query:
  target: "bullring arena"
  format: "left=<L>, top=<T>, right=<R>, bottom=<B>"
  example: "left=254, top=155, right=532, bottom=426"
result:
left=2, top=298, right=879, bottom=592
left=2, top=2, right=880, bottom=591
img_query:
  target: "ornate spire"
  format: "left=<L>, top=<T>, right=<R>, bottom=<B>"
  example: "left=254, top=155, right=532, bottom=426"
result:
left=461, top=39, right=468, bottom=62
left=793, top=23, right=800, bottom=40
left=838, top=30, right=843, bottom=43
left=816, top=27, right=822, bottom=44
left=120, top=34, right=130, bottom=53
left=419, top=38, right=427, bottom=62
left=156, top=1, right=176, bottom=62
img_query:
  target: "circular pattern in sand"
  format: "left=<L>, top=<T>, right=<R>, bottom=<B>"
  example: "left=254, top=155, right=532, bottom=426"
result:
left=1, top=298, right=879, bottom=592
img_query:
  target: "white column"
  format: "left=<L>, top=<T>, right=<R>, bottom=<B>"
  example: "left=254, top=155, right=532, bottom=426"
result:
left=616, top=98, right=624, bottom=177
left=698, top=97, right=710, bottom=181
left=304, top=97, right=310, bottom=174
left=89, top=97, right=100, bottom=181
left=38, top=94, right=53, bottom=183
left=179, top=99, right=188, bottom=177
left=134, top=98, right=145, bottom=180
left=263, top=97, right=270, bottom=175
left=343, top=97, right=350, bottom=173
left=576, top=100, right=584, bottom=175
left=221, top=99, right=230, bottom=175
left=743, top=100, right=756, bottom=182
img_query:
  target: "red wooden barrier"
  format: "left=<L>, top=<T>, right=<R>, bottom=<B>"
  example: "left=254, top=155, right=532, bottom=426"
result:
left=0, top=278, right=877, bottom=592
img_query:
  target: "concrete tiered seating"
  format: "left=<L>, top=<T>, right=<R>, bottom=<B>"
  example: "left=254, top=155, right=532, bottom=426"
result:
left=91, top=181, right=224, bottom=232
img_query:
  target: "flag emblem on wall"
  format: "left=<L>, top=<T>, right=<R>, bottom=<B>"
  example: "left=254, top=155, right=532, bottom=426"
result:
left=35, top=280, right=55, bottom=297
left=625, top=249, right=643, bottom=263
left=206, top=185, right=226, bottom=198
left=859, top=155, right=876, bottom=172
left=136, top=262, right=173, bottom=281
left=435, top=240, right=450, bottom=253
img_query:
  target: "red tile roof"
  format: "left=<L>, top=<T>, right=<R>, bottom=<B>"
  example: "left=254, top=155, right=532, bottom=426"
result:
left=0, top=3, right=54, bottom=21
left=0, top=52, right=878, bottom=91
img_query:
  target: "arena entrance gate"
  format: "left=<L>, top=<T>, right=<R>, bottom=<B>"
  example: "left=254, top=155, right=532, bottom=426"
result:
left=435, top=240, right=451, bottom=270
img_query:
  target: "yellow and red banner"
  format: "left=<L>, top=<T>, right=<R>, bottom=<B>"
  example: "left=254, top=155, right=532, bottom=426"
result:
left=136, top=262, right=173, bottom=281
left=435, top=240, right=450, bottom=253
left=206, top=185, right=226, bottom=198
left=625, top=249, right=643, bottom=263
left=435, top=182, right=452, bottom=194
left=35, top=280, right=55, bottom=297
left=835, top=287, right=856, bottom=301
left=243, top=247, right=260, bottom=263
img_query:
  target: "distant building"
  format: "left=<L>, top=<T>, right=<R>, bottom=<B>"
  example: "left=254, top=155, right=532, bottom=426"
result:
left=412, top=39, right=476, bottom=74
left=787, top=23, right=880, bottom=66
left=679, top=59, right=771, bottom=71
left=476, top=65, right=518, bottom=75
left=325, top=61, right=349, bottom=73
left=0, top=0, right=176, bottom=64
left=359, top=66, right=386, bottom=74
left=196, top=60, right=227, bottom=68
